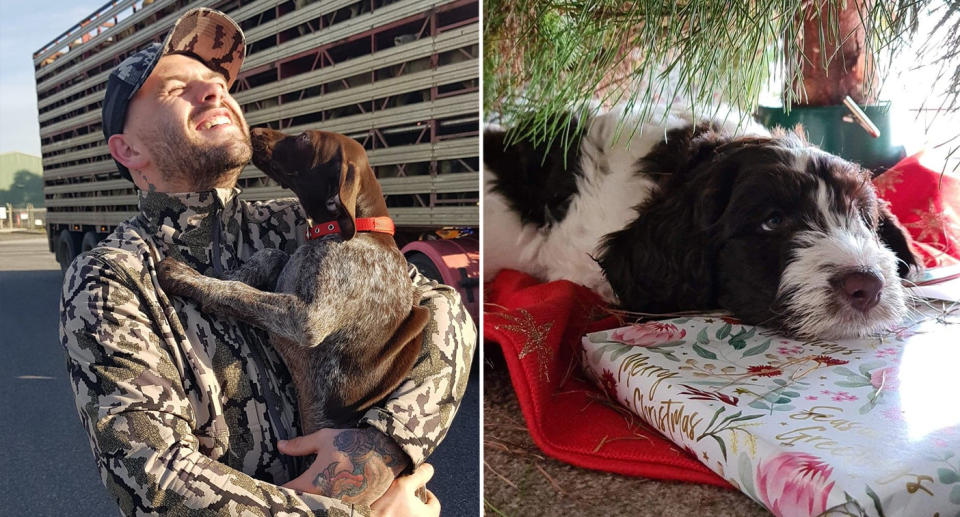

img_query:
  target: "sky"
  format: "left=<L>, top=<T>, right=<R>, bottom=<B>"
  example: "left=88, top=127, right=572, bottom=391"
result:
left=0, top=0, right=104, bottom=156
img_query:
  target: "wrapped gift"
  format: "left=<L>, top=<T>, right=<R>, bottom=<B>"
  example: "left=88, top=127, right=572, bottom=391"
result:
left=582, top=304, right=960, bottom=517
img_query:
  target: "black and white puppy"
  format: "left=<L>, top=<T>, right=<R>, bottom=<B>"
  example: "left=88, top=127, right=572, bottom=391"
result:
left=484, top=106, right=919, bottom=339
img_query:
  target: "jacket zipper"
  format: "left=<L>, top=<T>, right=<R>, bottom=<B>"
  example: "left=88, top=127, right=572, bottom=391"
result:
left=212, top=197, right=297, bottom=474
left=212, top=203, right=223, bottom=277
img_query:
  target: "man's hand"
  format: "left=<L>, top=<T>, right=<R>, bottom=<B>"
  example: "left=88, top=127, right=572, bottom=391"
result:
left=371, top=463, right=440, bottom=517
left=279, top=427, right=410, bottom=505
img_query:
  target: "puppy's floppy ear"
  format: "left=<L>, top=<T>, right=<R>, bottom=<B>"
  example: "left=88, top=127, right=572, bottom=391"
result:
left=335, top=160, right=358, bottom=240
left=598, top=184, right=718, bottom=313
left=638, top=123, right=738, bottom=229
left=638, top=122, right=727, bottom=176
left=597, top=224, right=648, bottom=309
left=598, top=201, right=716, bottom=313
left=692, top=163, right=741, bottom=231
left=599, top=123, right=737, bottom=312
left=310, top=140, right=356, bottom=239
left=877, top=200, right=921, bottom=278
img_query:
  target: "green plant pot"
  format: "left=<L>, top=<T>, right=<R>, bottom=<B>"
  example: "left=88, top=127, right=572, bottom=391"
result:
left=755, top=104, right=905, bottom=172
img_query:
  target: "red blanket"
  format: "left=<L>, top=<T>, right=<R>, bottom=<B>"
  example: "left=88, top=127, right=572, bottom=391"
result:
left=484, top=153, right=960, bottom=487
left=485, top=270, right=731, bottom=485
left=875, top=153, right=960, bottom=268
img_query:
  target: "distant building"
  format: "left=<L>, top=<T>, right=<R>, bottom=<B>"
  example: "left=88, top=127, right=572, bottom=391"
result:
left=0, top=152, right=43, bottom=207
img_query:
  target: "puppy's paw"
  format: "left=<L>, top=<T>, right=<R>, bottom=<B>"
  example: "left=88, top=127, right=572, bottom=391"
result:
left=157, top=257, right=202, bottom=297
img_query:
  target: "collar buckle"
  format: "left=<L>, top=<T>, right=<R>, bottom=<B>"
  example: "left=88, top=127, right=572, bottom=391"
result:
left=305, top=217, right=395, bottom=241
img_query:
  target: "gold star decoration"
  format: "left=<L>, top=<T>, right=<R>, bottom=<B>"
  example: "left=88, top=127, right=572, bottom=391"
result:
left=906, top=200, right=957, bottom=249
left=495, top=309, right=555, bottom=383
left=873, top=167, right=903, bottom=196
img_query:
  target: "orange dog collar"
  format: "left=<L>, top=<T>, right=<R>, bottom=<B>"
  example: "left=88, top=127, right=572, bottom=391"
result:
left=305, top=216, right=395, bottom=240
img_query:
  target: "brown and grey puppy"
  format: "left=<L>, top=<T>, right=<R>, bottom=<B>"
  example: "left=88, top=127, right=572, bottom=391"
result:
left=158, top=128, right=428, bottom=434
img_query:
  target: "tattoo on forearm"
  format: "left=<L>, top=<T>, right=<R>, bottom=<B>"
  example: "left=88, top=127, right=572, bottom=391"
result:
left=313, top=429, right=408, bottom=502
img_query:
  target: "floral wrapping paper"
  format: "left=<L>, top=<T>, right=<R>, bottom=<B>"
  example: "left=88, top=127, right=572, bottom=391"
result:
left=582, top=305, right=960, bottom=517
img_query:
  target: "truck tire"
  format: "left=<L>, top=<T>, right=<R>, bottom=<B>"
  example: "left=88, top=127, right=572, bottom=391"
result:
left=56, top=230, right=81, bottom=273
left=401, top=237, right=479, bottom=324
left=81, top=231, right=100, bottom=253
left=405, top=251, right=443, bottom=283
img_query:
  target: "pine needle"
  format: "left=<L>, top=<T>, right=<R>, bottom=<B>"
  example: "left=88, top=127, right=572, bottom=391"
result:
left=485, top=460, right=520, bottom=490
left=485, top=0, right=959, bottom=151
left=535, top=463, right=567, bottom=495
left=484, top=500, right=512, bottom=517
left=592, top=433, right=654, bottom=453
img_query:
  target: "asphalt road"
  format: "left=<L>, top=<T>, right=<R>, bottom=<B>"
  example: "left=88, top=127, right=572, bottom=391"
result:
left=0, top=233, right=480, bottom=515
left=0, top=235, right=115, bottom=516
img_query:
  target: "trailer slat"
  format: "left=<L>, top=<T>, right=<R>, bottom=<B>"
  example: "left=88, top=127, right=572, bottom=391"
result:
left=42, top=93, right=477, bottom=168
left=44, top=137, right=477, bottom=181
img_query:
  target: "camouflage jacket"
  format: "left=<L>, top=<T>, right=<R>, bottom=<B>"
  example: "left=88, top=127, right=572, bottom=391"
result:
left=59, top=188, right=476, bottom=516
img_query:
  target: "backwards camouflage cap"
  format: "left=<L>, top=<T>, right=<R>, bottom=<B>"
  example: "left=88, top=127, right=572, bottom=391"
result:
left=102, top=8, right=246, bottom=181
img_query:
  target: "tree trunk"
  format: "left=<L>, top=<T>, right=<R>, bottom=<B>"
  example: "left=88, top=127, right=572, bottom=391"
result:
left=791, top=0, right=878, bottom=106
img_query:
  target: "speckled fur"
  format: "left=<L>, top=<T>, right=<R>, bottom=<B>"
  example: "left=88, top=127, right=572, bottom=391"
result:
left=158, top=128, right=427, bottom=434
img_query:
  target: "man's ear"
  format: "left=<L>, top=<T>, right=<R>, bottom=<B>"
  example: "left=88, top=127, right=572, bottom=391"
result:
left=108, top=133, right=148, bottom=172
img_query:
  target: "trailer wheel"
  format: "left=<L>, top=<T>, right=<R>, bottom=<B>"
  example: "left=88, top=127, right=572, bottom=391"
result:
left=81, top=231, right=100, bottom=253
left=56, top=230, right=81, bottom=273
left=405, top=251, right=443, bottom=283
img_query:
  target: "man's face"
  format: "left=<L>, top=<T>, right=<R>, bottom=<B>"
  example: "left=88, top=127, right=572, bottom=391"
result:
left=124, top=54, right=252, bottom=190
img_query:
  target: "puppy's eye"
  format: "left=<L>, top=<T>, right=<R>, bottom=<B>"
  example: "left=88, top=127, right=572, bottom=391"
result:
left=761, top=212, right=784, bottom=232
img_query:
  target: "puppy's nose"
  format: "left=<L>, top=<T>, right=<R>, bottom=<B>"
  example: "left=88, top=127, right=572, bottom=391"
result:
left=838, top=271, right=883, bottom=312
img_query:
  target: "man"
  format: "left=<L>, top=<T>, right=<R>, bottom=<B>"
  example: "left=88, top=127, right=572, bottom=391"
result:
left=59, top=8, right=476, bottom=516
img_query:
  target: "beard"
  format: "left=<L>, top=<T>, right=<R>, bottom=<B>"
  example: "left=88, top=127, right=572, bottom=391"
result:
left=144, top=113, right=253, bottom=191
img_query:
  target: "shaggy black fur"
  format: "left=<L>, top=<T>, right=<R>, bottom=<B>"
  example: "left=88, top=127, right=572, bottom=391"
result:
left=597, top=126, right=919, bottom=328
left=484, top=115, right=585, bottom=228
left=877, top=201, right=919, bottom=278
